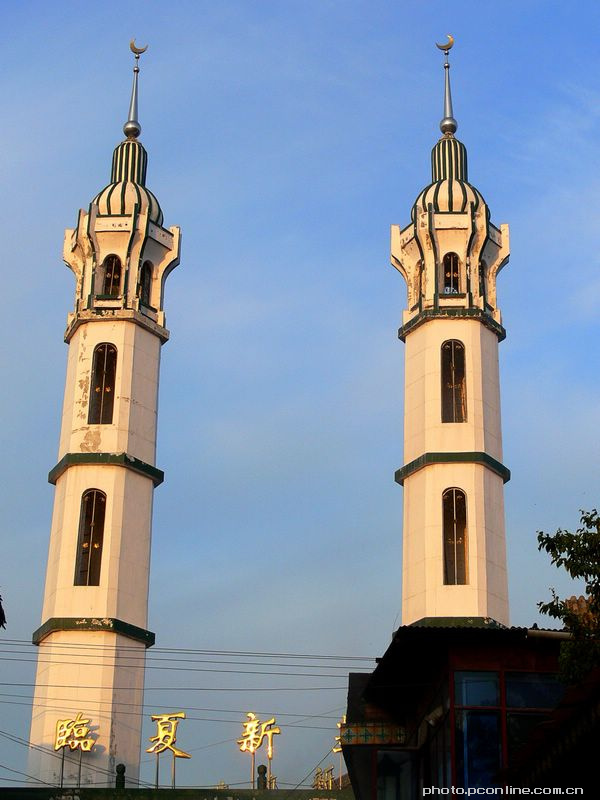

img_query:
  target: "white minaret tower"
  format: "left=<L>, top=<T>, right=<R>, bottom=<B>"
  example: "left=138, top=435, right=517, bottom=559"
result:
left=29, top=44, right=180, bottom=786
left=392, top=37, right=510, bottom=627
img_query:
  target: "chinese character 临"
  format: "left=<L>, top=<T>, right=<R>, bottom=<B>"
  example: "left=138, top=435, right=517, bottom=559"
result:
left=54, top=712, right=94, bottom=752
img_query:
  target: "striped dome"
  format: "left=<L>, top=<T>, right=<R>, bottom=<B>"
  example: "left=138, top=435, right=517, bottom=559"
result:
left=93, top=139, right=163, bottom=225
left=412, top=136, right=484, bottom=217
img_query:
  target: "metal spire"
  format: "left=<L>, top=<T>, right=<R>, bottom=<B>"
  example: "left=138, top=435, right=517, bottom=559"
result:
left=435, top=34, right=457, bottom=136
left=123, top=39, right=148, bottom=139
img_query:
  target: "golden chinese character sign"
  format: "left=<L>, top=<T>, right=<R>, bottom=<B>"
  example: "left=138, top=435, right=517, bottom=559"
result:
left=147, top=711, right=191, bottom=759
left=238, top=712, right=281, bottom=788
left=54, top=712, right=94, bottom=752
left=313, top=766, right=334, bottom=790
left=237, top=712, right=280, bottom=755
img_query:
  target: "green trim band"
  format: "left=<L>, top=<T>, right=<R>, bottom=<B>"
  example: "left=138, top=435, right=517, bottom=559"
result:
left=32, top=617, right=155, bottom=647
left=395, top=451, right=511, bottom=485
left=398, top=307, right=506, bottom=342
left=48, top=452, right=164, bottom=486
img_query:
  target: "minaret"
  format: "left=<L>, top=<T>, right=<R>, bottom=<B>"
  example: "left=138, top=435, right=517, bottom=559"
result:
left=29, top=43, right=180, bottom=786
left=391, top=37, right=510, bottom=626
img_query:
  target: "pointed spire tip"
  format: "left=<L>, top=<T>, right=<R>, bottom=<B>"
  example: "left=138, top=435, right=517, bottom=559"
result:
left=436, top=35, right=457, bottom=136
left=123, top=40, right=148, bottom=139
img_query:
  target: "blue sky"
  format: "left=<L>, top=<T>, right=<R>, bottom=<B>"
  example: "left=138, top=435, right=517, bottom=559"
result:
left=1, top=0, right=599, bottom=789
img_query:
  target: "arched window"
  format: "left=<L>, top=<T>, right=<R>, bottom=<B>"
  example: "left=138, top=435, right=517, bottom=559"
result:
left=441, top=340, right=467, bottom=423
left=416, top=260, right=423, bottom=306
left=102, top=255, right=122, bottom=297
left=479, top=260, right=488, bottom=304
left=443, top=488, right=467, bottom=585
left=443, top=252, right=460, bottom=294
left=88, top=344, right=117, bottom=424
left=74, top=489, right=106, bottom=586
left=139, top=261, right=153, bottom=307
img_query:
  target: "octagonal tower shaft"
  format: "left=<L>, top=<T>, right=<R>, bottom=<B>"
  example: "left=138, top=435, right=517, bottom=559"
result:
left=29, top=57, right=181, bottom=786
left=392, top=121, right=510, bottom=627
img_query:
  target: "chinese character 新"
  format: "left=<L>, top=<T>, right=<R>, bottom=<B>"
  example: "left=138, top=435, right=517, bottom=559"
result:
left=237, top=712, right=281, bottom=757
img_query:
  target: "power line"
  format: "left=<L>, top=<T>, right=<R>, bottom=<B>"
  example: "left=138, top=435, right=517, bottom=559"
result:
left=0, top=761, right=58, bottom=788
left=0, top=639, right=375, bottom=661
left=1, top=682, right=347, bottom=692
left=0, top=692, right=341, bottom=718
left=0, top=729, right=155, bottom=789
left=0, top=691, right=342, bottom=719
left=0, top=699, right=338, bottom=730
left=0, top=655, right=367, bottom=678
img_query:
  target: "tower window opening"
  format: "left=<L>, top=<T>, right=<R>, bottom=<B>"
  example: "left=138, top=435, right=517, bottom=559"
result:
left=479, top=260, right=488, bottom=305
left=74, top=489, right=106, bottom=586
left=139, top=261, right=153, bottom=307
left=102, top=255, right=122, bottom=297
left=443, top=488, right=467, bottom=585
left=88, top=344, right=117, bottom=424
left=441, top=340, right=467, bottom=423
left=443, top=252, right=460, bottom=294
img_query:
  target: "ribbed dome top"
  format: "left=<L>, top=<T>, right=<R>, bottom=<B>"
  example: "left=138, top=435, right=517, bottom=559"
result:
left=412, top=135, right=484, bottom=216
left=432, top=136, right=467, bottom=181
left=93, top=139, right=163, bottom=225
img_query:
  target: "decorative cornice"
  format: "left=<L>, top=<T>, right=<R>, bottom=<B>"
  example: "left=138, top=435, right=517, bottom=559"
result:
left=395, top=451, right=511, bottom=485
left=398, top=307, right=506, bottom=342
left=64, top=306, right=170, bottom=344
left=33, top=617, right=155, bottom=647
left=48, top=452, right=164, bottom=486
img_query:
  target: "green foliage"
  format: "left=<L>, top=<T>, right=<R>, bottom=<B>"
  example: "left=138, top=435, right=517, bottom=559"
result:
left=537, top=509, right=600, bottom=684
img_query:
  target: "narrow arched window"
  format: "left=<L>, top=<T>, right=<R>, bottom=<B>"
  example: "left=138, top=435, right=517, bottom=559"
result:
left=443, top=252, right=460, bottom=294
left=74, top=489, right=106, bottom=586
left=443, top=488, right=467, bottom=585
left=441, top=340, right=466, bottom=423
left=88, top=344, right=117, bottom=424
left=102, top=255, right=122, bottom=297
left=479, top=260, right=488, bottom=305
left=140, top=261, right=153, bottom=306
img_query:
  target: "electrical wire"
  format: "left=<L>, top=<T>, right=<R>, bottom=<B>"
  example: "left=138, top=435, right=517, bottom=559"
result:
left=0, top=692, right=342, bottom=719
left=0, top=639, right=376, bottom=661
left=0, top=655, right=367, bottom=678
left=1, top=681, right=347, bottom=691
left=0, top=728, right=155, bottom=789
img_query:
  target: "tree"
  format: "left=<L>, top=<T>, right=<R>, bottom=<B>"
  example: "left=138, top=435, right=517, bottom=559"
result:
left=537, top=509, right=600, bottom=684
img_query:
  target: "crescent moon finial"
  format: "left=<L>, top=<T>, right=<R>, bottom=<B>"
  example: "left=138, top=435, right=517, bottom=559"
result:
left=124, top=40, right=148, bottom=139
left=130, top=39, right=148, bottom=56
left=435, top=34, right=454, bottom=53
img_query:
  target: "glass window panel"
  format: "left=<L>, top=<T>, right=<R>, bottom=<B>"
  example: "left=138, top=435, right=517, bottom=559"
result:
left=443, top=488, right=468, bottom=585
left=506, top=712, right=549, bottom=763
left=140, top=261, right=153, bottom=306
left=443, top=252, right=460, bottom=293
left=454, top=671, right=499, bottom=707
left=102, top=255, right=122, bottom=297
left=377, top=750, right=414, bottom=800
left=441, top=341, right=466, bottom=423
left=74, top=490, right=106, bottom=586
left=88, top=344, right=117, bottom=425
left=506, top=673, right=564, bottom=709
left=455, top=710, right=501, bottom=788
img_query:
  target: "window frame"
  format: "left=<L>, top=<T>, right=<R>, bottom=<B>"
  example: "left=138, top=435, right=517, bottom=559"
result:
left=88, top=343, right=117, bottom=425
left=442, top=252, right=461, bottom=294
left=74, top=489, right=106, bottom=586
left=443, top=487, right=468, bottom=585
left=441, top=340, right=467, bottom=423
left=139, top=260, right=153, bottom=307
left=101, top=254, right=122, bottom=298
